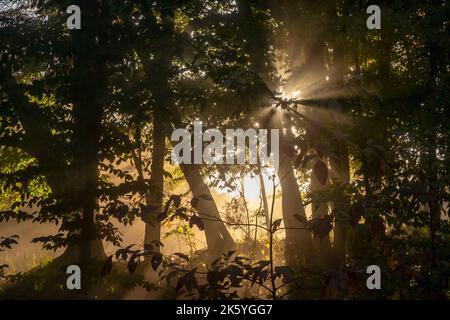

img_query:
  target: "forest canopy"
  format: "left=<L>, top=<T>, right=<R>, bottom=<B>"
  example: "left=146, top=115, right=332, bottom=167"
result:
left=0, top=0, right=449, bottom=300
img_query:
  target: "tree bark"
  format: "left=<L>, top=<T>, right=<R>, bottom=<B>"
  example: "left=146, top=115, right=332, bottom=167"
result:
left=277, top=149, right=313, bottom=265
left=178, top=163, right=236, bottom=257
left=143, top=112, right=165, bottom=254
left=258, top=170, right=271, bottom=238
left=329, top=143, right=350, bottom=267
left=328, top=37, right=350, bottom=268
left=310, top=156, right=332, bottom=260
left=71, top=0, right=108, bottom=271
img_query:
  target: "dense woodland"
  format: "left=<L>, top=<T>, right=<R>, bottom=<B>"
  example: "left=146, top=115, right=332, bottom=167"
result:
left=0, top=0, right=449, bottom=300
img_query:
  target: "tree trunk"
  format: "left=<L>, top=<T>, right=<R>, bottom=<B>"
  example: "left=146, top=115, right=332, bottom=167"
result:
left=235, top=0, right=314, bottom=264
left=71, top=0, right=109, bottom=270
left=277, top=151, right=313, bottom=265
left=0, top=14, right=109, bottom=266
left=310, top=156, right=332, bottom=261
left=143, top=113, right=165, bottom=254
left=328, top=38, right=350, bottom=268
left=169, top=110, right=237, bottom=257
left=329, top=144, right=350, bottom=267
left=137, top=4, right=235, bottom=259
left=258, top=170, right=271, bottom=238
left=178, top=163, right=236, bottom=258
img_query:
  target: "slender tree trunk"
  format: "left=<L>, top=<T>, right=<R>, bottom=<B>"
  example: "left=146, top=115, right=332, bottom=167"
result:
left=71, top=0, right=109, bottom=270
left=143, top=113, right=165, bottom=254
left=137, top=4, right=172, bottom=255
left=178, top=163, right=236, bottom=258
left=258, top=170, right=271, bottom=238
left=169, top=111, right=236, bottom=256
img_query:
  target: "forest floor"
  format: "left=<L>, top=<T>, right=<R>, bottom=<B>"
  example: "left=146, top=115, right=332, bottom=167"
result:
left=0, top=241, right=273, bottom=300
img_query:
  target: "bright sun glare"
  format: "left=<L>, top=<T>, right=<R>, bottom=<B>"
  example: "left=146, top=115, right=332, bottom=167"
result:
left=214, top=168, right=278, bottom=205
left=279, top=88, right=302, bottom=100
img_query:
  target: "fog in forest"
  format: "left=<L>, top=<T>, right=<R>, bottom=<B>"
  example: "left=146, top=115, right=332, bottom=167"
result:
left=0, top=0, right=449, bottom=300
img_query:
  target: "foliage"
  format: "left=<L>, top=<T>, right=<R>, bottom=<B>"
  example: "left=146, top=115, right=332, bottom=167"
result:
left=0, top=0, right=449, bottom=300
